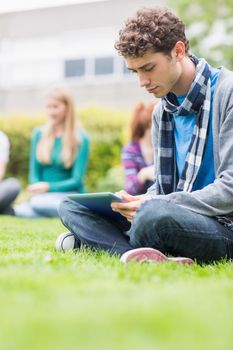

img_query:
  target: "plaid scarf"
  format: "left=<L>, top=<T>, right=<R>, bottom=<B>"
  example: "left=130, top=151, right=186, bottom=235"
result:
left=157, top=55, right=211, bottom=194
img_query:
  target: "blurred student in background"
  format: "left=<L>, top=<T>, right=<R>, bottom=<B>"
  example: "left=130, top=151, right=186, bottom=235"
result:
left=15, top=88, right=89, bottom=218
left=121, top=101, right=157, bottom=195
left=0, top=130, right=21, bottom=215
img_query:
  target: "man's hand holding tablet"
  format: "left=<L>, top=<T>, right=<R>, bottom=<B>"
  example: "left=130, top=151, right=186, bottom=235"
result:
left=111, top=190, right=147, bottom=222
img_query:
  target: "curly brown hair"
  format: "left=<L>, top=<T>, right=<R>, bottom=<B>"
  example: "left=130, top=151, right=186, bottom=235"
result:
left=115, top=7, right=189, bottom=57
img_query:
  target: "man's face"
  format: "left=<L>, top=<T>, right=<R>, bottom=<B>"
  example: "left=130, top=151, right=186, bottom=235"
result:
left=125, top=49, right=182, bottom=98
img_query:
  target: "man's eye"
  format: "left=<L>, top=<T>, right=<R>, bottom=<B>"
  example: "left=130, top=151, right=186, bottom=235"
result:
left=144, top=66, right=154, bottom=72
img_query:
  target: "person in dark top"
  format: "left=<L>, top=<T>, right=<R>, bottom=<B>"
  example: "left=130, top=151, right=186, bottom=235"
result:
left=0, top=130, right=21, bottom=215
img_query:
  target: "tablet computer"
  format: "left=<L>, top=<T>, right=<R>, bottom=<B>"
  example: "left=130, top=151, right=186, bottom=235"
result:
left=67, top=192, right=124, bottom=220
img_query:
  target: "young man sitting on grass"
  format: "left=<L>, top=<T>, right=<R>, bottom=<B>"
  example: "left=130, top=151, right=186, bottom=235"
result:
left=57, top=7, right=233, bottom=264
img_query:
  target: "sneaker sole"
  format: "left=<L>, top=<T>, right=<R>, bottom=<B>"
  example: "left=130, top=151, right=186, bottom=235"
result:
left=120, top=247, right=194, bottom=265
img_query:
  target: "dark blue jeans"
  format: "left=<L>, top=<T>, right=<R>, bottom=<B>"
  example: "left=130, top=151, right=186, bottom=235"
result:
left=59, top=198, right=233, bottom=263
left=0, top=178, right=21, bottom=215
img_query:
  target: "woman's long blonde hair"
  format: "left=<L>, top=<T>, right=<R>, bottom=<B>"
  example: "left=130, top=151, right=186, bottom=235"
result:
left=37, top=88, right=80, bottom=168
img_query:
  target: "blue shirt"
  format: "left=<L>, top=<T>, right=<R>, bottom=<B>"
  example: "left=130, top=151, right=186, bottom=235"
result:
left=174, top=68, right=220, bottom=190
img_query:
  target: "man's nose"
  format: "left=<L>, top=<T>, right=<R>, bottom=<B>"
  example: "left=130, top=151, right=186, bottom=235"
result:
left=138, top=73, right=150, bottom=87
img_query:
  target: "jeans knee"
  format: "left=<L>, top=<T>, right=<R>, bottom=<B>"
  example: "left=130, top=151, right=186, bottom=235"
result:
left=3, top=177, right=21, bottom=197
left=30, top=195, right=44, bottom=211
left=129, top=199, right=172, bottom=248
left=58, top=199, right=70, bottom=222
left=9, top=178, right=21, bottom=195
left=129, top=201, right=152, bottom=247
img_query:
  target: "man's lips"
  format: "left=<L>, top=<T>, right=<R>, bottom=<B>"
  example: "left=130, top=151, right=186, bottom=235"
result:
left=147, top=86, right=159, bottom=93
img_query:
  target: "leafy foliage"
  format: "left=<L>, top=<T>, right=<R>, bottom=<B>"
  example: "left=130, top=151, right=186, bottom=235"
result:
left=169, top=0, right=233, bottom=69
left=95, top=165, right=124, bottom=193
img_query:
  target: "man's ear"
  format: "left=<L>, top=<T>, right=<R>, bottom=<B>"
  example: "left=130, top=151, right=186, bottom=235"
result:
left=173, top=41, right=186, bottom=61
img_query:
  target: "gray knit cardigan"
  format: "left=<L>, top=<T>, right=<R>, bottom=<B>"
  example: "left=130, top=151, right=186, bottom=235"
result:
left=148, top=67, right=233, bottom=217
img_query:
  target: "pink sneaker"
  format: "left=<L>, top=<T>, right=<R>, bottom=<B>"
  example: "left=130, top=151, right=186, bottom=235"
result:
left=120, top=247, right=194, bottom=265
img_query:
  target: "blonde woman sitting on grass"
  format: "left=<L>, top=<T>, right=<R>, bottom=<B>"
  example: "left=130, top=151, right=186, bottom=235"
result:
left=15, top=88, right=90, bottom=218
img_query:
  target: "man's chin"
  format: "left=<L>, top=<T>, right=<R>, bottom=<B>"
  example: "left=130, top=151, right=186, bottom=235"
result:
left=152, top=91, right=165, bottom=98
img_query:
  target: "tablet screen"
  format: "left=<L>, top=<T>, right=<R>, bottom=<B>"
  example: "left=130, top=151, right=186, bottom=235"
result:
left=67, top=192, right=124, bottom=220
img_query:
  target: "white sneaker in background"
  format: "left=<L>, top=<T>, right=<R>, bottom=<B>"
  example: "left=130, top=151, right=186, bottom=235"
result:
left=55, top=232, right=79, bottom=252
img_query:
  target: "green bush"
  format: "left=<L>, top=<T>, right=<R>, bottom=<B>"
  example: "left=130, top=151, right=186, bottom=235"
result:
left=0, top=107, right=130, bottom=192
left=95, top=165, right=124, bottom=193
left=86, top=131, right=124, bottom=191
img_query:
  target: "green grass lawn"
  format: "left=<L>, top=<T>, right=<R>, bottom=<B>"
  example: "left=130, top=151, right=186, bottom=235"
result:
left=0, top=216, right=232, bottom=350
